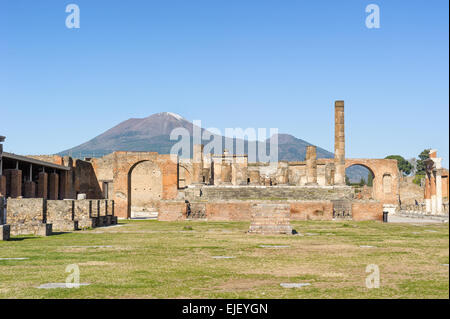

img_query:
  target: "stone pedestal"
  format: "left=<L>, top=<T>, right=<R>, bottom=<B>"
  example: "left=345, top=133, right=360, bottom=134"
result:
left=0, top=224, right=10, bottom=241
left=46, top=200, right=77, bottom=232
left=248, top=203, right=292, bottom=234
left=7, top=198, right=52, bottom=236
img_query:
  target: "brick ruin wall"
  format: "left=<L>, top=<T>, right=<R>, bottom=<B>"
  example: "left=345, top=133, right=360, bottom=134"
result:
left=158, top=199, right=383, bottom=222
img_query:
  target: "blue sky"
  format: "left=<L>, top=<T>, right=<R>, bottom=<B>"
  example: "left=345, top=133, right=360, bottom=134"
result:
left=1, top=1, right=448, bottom=166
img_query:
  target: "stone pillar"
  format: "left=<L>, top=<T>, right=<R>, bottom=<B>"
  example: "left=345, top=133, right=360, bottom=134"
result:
left=24, top=181, right=36, bottom=198
left=306, top=146, right=318, bottom=185
left=192, top=144, right=204, bottom=184
left=221, top=160, right=232, bottom=185
left=37, top=172, right=48, bottom=199
left=430, top=173, right=436, bottom=214
left=276, top=162, right=289, bottom=185
left=436, top=170, right=443, bottom=214
left=424, top=174, right=431, bottom=213
left=0, top=175, right=5, bottom=196
left=334, top=101, right=345, bottom=185
left=59, top=171, right=69, bottom=199
left=232, top=156, right=248, bottom=185
left=48, top=172, right=59, bottom=200
left=249, top=170, right=261, bottom=185
left=5, top=169, right=22, bottom=198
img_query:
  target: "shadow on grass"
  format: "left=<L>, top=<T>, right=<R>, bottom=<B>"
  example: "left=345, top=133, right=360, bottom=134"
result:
left=8, top=236, right=38, bottom=241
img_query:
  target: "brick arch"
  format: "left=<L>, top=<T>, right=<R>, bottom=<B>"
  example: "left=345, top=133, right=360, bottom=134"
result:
left=112, top=152, right=178, bottom=218
left=345, top=159, right=399, bottom=205
left=178, top=163, right=192, bottom=188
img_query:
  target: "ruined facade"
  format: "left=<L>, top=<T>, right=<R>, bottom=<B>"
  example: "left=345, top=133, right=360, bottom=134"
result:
left=83, top=100, right=401, bottom=221
left=1, top=100, right=417, bottom=234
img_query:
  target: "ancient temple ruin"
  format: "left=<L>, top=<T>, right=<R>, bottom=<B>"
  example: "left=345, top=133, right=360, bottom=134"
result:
left=3, top=100, right=442, bottom=239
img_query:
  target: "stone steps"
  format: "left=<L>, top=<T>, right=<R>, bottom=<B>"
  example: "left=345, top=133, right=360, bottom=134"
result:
left=397, top=211, right=449, bottom=222
left=189, top=186, right=353, bottom=201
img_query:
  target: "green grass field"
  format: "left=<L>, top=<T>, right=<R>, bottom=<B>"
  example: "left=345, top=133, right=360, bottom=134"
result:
left=0, top=220, right=448, bottom=298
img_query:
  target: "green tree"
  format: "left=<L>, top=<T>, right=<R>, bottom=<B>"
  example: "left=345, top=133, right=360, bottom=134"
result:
left=367, top=172, right=374, bottom=187
left=415, top=149, right=430, bottom=176
left=345, top=175, right=350, bottom=186
left=385, top=155, right=413, bottom=176
left=359, top=177, right=366, bottom=186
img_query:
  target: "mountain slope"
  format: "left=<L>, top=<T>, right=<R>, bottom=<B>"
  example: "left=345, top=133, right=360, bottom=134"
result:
left=58, top=112, right=368, bottom=180
left=59, top=113, right=332, bottom=161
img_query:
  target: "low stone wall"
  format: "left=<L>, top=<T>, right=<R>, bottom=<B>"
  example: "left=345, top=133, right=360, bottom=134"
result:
left=74, top=199, right=96, bottom=229
left=351, top=201, right=383, bottom=221
left=290, top=201, right=333, bottom=221
left=5, top=198, right=116, bottom=236
left=158, top=201, right=186, bottom=221
left=6, top=198, right=52, bottom=236
left=159, top=198, right=383, bottom=222
left=47, top=200, right=77, bottom=232
left=206, top=202, right=253, bottom=221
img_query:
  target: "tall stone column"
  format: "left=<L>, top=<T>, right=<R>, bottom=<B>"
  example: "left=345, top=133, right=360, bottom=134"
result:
left=192, top=144, right=204, bottom=184
left=37, top=172, right=48, bottom=199
left=306, top=146, right=318, bottom=185
left=49, top=172, right=59, bottom=200
left=334, top=100, right=345, bottom=185
left=436, top=170, right=443, bottom=214
left=24, top=181, right=36, bottom=198
left=276, top=162, right=289, bottom=185
left=4, top=169, right=22, bottom=198
left=424, top=174, right=431, bottom=213
left=430, top=173, right=436, bottom=214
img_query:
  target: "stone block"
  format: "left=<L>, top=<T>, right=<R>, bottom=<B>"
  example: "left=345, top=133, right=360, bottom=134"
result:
left=10, top=222, right=52, bottom=236
left=0, top=224, right=10, bottom=241
left=47, top=200, right=77, bottom=232
left=248, top=203, right=292, bottom=234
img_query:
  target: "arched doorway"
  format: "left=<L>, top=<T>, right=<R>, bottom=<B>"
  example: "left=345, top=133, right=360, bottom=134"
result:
left=127, top=160, right=162, bottom=218
left=345, top=164, right=375, bottom=200
left=178, top=164, right=192, bottom=189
